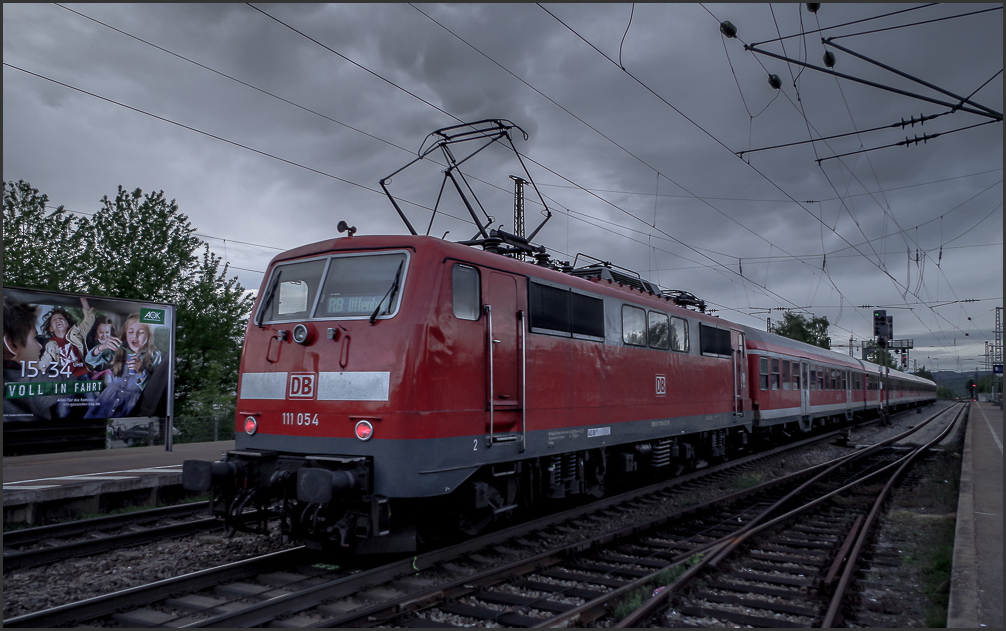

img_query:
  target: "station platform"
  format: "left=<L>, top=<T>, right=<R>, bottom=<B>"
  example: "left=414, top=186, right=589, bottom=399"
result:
left=948, top=401, right=1003, bottom=629
left=3, top=440, right=233, bottom=527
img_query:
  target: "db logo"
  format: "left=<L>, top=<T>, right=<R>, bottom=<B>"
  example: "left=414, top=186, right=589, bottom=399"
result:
left=655, top=374, right=667, bottom=397
left=288, top=373, right=316, bottom=399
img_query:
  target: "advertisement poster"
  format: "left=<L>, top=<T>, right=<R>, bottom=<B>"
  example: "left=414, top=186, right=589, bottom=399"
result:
left=3, top=286, right=175, bottom=451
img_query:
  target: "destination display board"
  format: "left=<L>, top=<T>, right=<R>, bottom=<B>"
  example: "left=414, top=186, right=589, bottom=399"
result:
left=3, top=286, right=175, bottom=454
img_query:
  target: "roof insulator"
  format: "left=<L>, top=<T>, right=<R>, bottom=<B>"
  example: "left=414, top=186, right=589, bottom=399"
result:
left=768, top=74, right=782, bottom=89
left=823, top=51, right=836, bottom=68
left=806, top=4, right=821, bottom=13
left=719, top=21, right=737, bottom=38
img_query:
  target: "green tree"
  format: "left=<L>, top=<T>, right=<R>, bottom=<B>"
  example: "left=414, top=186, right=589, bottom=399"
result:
left=78, top=186, right=201, bottom=300
left=770, top=311, right=831, bottom=349
left=913, top=366, right=934, bottom=381
left=2, top=180, right=85, bottom=292
left=174, top=247, right=254, bottom=418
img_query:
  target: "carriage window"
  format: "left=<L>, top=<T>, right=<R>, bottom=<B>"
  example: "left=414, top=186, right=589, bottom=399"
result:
left=648, top=312, right=669, bottom=350
left=452, top=264, right=480, bottom=320
left=622, top=305, right=647, bottom=347
left=771, top=358, right=781, bottom=390
left=670, top=316, right=689, bottom=352
left=782, top=361, right=791, bottom=390
left=257, top=258, right=327, bottom=323
left=759, top=357, right=769, bottom=390
left=809, top=366, right=817, bottom=390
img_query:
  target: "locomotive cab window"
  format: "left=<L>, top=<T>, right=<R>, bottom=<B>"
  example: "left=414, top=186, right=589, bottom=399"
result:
left=258, top=251, right=410, bottom=324
left=257, top=258, right=327, bottom=323
left=314, top=252, right=408, bottom=319
left=452, top=263, right=480, bottom=321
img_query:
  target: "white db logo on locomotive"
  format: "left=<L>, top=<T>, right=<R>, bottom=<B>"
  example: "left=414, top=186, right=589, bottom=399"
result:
left=288, top=373, right=317, bottom=399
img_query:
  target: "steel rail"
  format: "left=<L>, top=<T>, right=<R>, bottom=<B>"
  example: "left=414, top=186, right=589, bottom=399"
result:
left=820, top=402, right=966, bottom=627
left=612, top=402, right=962, bottom=628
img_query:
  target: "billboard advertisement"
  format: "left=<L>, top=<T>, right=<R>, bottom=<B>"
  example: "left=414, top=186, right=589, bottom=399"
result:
left=3, top=286, right=175, bottom=453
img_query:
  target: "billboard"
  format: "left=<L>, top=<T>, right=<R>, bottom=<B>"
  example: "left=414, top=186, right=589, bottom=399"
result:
left=3, top=286, right=175, bottom=453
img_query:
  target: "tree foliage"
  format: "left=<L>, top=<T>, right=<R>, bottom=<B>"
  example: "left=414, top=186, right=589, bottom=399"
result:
left=78, top=186, right=202, bottom=300
left=3, top=180, right=253, bottom=419
left=2, top=180, right=85, bottom=292
left=770, top=311, right=831, bottom=349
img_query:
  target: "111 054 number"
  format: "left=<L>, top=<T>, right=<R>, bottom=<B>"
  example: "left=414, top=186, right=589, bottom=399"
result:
left=282, top=412, right=319, bottom=426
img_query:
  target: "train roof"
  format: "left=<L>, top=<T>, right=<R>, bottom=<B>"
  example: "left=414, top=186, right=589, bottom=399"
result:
left=744, top=326, right=935, bottom=385
left=263, top=234, right=935, bottom=388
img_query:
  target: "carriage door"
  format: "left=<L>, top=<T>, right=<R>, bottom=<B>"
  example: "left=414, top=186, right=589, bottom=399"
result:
left=732, top=331, right=746, bottom=416
left=484, top=272, right=524, bottom=448
left=800, top=361, right=811, bottom=418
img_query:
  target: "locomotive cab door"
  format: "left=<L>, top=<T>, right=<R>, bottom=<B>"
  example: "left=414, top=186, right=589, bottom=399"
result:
left=483, top=272, right=525, bottom=450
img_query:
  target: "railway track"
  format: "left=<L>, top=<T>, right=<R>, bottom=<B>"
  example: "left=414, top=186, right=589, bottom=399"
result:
left=2, top=502, right=218, bottom=571
left=621, top=401, right=965, bottom=628
left=4, top=405, right=951, bottom=628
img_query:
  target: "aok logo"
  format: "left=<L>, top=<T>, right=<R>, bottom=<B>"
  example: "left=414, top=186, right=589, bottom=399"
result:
left=140, top=308, right=165, bottom=324
left=288, top=373, right=317, bottom=399
left=655, top=374, right=667, bottom=397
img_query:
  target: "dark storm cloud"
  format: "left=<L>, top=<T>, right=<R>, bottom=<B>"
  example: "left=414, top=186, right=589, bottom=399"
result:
left=3, top=3, right=1002, bottom=369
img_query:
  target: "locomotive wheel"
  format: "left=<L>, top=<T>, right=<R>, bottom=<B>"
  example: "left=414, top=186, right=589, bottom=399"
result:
left=456, top=483, right=505, bottom=536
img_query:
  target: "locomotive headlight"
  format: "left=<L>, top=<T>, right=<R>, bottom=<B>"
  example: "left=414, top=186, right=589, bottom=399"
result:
left=244, top=416, right=259, bottom=435
left=292, top=323, right=314, bottom=345
left=354, top=420, right=374, bottom=441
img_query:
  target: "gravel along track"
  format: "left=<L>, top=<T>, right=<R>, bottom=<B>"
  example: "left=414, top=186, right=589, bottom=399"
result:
left=2, top=403, right=953, bottom=623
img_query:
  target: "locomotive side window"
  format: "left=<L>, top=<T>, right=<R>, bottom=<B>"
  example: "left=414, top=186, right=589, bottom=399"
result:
left=529, top=281, right=570, bottom=336
left=314, top=252, right=408, bottom=319
left=258, top=258, right=327, bottom=323
left=648, top=311, right=669, bottom=350
left=699, top=324, right=732, bottom=357
left=571, top=292, right=604, bottom=339
left=670, top=316, right=688, bottom=352
left=452, top=264, right=480, bottom=320
left=528, top=281, right=604, bottom=340
left=622, top=305, right=647, bottom=347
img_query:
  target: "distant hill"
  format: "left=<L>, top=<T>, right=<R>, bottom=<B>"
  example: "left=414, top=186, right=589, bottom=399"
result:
left=932, top=370, right=995, bottom=398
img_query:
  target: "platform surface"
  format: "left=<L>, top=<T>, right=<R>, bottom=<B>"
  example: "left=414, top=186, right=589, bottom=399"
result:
left=947, top=401, right=1003, bottom=629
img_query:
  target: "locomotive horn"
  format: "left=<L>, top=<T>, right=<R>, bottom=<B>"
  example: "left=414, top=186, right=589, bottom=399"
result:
left=337, top=220, right=357, bottom=237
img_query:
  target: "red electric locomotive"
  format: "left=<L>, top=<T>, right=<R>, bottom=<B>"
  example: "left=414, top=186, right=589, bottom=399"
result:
left=182, top=120, right=935, bottom=553
left=181, top=230, right=935, bottom=553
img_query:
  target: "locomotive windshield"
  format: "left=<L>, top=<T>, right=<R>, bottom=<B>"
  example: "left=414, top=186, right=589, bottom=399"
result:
left=257, top=251, right=409, bottom=323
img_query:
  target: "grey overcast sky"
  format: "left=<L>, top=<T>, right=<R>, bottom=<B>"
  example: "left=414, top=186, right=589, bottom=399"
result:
left=4, top=3, right=1003, bottom=373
